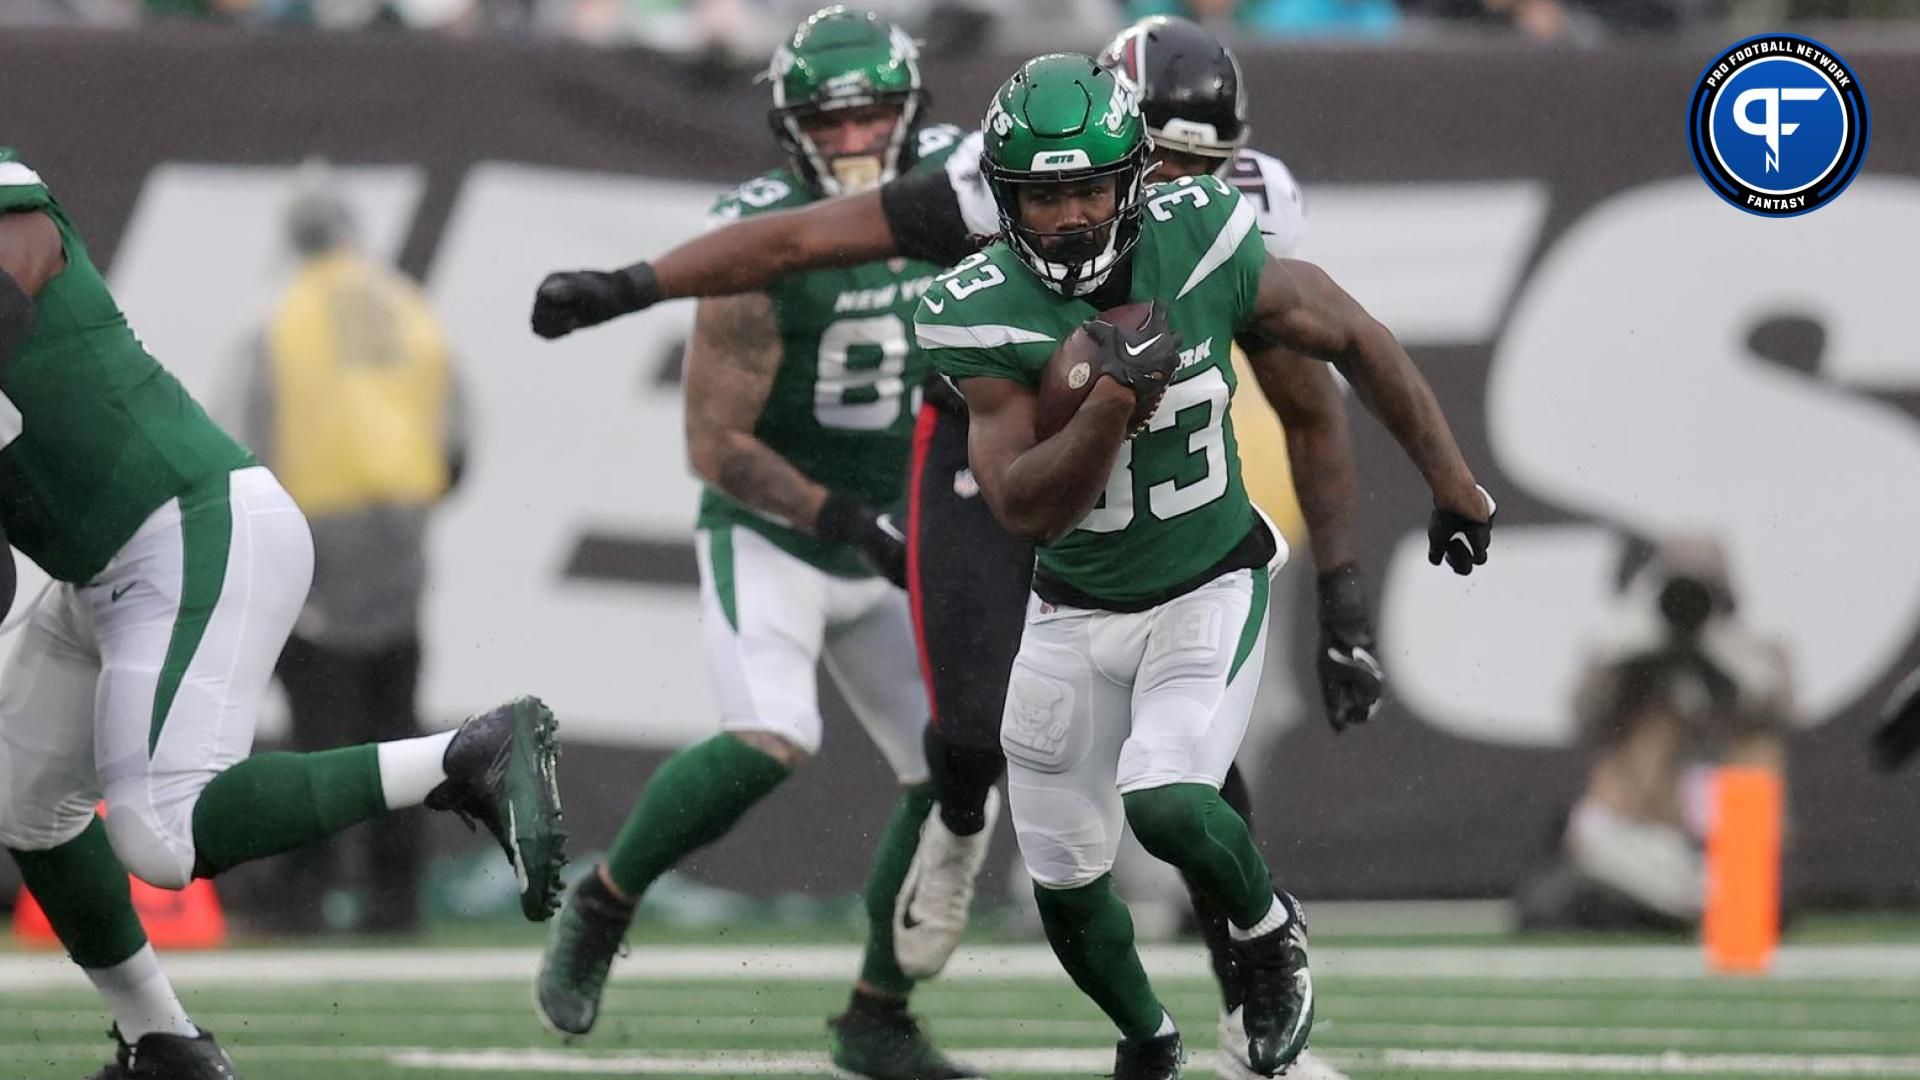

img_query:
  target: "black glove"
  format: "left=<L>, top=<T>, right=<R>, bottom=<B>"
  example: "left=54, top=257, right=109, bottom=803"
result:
left=1871, top=668, right=1920, bottom=771
left=1083, top=302, right=1182, bottom=397
left=1427, top=485, right=1496, bottom=576
left=530, top=262, right=662, bottom=340
left=1317, top=563, right=1385, bottom=733
left=816, top=490, right=907, bottom=588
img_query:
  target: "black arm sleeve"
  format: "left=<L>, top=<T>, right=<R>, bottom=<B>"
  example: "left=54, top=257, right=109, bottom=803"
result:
left=880, top=168, right=979, bottom=268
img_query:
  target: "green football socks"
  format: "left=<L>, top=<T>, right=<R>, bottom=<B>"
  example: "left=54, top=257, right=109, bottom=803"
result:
left=189, top=745, right=387, bottom=875
left=1124, top=782, right=1274, bottom=928
left=856, top=782, right=936, bottom=998
left=603, top=733, right=793, bottom=900
left=1034, top=874, right=1166, bottom=1040
left=10, top=817, right=148, bottom=969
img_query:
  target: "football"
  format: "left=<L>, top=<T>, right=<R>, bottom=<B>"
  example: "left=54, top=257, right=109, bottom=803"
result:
left=1034, top=301, right=1161, bottom=441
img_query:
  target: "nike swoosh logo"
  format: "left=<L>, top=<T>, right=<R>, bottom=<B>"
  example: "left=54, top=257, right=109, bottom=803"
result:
left=1326, top=647, right=1384, bottom=680
left=110, top=584, right=134, bottom=602
left=506, top=803, right=530, bottom=894
left=924, top=296, right=946, bottom=314
left=899, top=878, right=925, bottom=929
left=1122, top=333, right=1164, bottom=357
left=1448, top=530, right=1475, bottom=555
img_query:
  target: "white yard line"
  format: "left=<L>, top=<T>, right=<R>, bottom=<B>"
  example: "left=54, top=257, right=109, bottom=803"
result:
left=385, top=1047, right=1920, bottom=1077
left=3, top=942, right=1920, bottom=991
left=18, top=1040, right=1920, bottom=1078
left=1363, top=1048, right=1920, bottom=1075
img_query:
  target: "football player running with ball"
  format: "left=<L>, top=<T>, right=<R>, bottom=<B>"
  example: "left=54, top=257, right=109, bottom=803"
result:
left=533, top=9, right=982, bottom=1079
left=0, top=152, right=565, bottom=1080
left=909, top=56, right=1492, bottom=1078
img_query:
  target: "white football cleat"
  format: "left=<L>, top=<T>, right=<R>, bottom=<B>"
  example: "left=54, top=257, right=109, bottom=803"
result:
left=1216, top=1007, right=1349, bottom=1079
left=893, top=787, right=1001, bottom=979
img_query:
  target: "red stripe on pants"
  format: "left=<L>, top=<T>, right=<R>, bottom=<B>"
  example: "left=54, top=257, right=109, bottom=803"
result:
left=906, top=404, right=941, bottom=728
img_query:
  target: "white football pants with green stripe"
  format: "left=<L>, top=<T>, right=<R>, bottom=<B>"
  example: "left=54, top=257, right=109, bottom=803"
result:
left=695, top=525, right=928, bottom=783
left=0, top=466, right=311, bottom=887
left=1001, top=563, right=1274, bottom=889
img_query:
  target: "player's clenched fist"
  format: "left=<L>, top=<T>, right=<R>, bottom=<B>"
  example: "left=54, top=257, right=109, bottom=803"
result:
left=1427, top=485, right=1496, bottom=576
left=1084, top=301, right=1181, bottom=395
left=1316, top=564, right=1385, bottom=733
left=530, top=264, right=662, bottom=340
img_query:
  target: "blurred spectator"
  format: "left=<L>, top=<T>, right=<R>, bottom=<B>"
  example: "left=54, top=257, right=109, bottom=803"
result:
left=144, top=0, right=259, bottom=16
left=237, top=166, right=468, bottom=935
left=1516, top=535, right=1797, bottom=933
left=1129, top=0, right=1401, bottom=38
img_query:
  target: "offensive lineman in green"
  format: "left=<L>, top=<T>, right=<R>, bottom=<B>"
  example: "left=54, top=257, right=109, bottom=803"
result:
left=915, top=57, right=1495, bottom=1078
left=0, top=154, right=566, bottom=1079
left=534, top=10, right=981, bottom=1079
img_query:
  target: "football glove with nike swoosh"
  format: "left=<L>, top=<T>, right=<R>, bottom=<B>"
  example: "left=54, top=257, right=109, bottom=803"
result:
left=1427, top=485, right=1496, bottom=576
left=1317, top=564, right=1386, bottom=733
left=816, top=490, right=908, bottom=589
left=1084, top=302, right=1182, bottom=398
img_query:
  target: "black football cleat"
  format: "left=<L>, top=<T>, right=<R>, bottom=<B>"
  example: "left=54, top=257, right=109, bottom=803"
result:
left=1231, top=892, right=1314, bottom=1076
left=535, top=869, right=634, bottom=1037
left=827, top=1002, right=987, bottom=1079
left=89, top=1025, right=240, bottom=1079
left=425, top=695, right=567, bottom=920
left=1112, top=1030, right=1185, bottom=1080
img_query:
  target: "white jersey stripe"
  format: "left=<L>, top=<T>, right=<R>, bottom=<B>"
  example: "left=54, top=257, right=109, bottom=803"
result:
left=1176, top=193, right=1259, bottom=300
left=0, top=162, right=44, bottom=188
left=915, top=321, right=1055, bottom=350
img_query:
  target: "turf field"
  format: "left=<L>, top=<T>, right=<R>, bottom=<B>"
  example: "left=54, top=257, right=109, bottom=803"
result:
left=7, top=930, right=1920, bottom=1079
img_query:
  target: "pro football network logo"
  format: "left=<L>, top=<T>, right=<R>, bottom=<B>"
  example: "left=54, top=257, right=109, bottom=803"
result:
left=1689, top=34, right=1869, bottom=217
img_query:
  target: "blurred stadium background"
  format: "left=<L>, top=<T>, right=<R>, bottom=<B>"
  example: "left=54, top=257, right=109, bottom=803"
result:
left=2, top=1, right=1919, bottom=1078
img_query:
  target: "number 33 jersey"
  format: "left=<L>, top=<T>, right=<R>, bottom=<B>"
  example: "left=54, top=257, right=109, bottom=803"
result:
left=692, top=124, right=967, bottom=577
left=915, top=175, right=1269, bottom=606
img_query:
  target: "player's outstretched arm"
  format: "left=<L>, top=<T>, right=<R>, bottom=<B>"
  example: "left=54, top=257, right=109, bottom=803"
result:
left=0, top=211, right=64, bottom=362
left=959, top=375, right=1134, bottom=546
left=683, top=292, right=907, bottom=583
left=1240, top=256, right=1494, bottom=575
left=531, top=192, right=899, bottom=340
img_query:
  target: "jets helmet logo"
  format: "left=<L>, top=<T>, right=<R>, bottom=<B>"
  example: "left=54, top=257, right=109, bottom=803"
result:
left=988, top=99, right=1014, bottom=138
left=1103, top=77, right=1138, bottom=135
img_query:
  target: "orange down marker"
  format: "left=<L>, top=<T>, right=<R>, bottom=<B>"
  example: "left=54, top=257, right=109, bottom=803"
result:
left=1703, top=766, right=1783, bottom=974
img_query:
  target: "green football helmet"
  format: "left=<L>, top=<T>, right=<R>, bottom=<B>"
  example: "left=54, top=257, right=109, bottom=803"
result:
left=768, top=6, right=927, bottom=197
left=981, top=53, right=1152, bottom=296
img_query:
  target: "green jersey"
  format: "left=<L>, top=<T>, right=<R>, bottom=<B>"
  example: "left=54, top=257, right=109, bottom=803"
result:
left=0, top=150, right=254, bottom=584
left=694, top=124, right=965, bottom=577
left=916, top=175, right=1267, bottom=604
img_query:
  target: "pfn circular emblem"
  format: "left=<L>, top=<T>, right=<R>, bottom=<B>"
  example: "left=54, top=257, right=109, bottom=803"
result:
left=1689, top=34, right=1868, bottom=217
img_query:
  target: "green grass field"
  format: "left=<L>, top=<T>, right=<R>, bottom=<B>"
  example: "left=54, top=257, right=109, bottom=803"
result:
left=7, top=922, right=1920, bottom=1079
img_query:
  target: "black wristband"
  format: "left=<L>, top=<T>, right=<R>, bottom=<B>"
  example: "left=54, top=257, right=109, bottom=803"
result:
left=815, top=490, right=874, bottom=545
left=1317, top=562, right=1371, bottom=639
left=614, top=261, right=663, bottom=314
left=0, top=269, right=34, bottom=367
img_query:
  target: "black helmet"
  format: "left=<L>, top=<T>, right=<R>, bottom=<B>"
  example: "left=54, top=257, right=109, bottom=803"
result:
left=1097, top=15, right=1248, bottom=167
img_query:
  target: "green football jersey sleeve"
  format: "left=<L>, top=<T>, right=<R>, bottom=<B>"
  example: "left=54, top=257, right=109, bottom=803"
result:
left=0, top=149, right=254, bottom=583
left=914, top=176, right=1270, bottom=604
